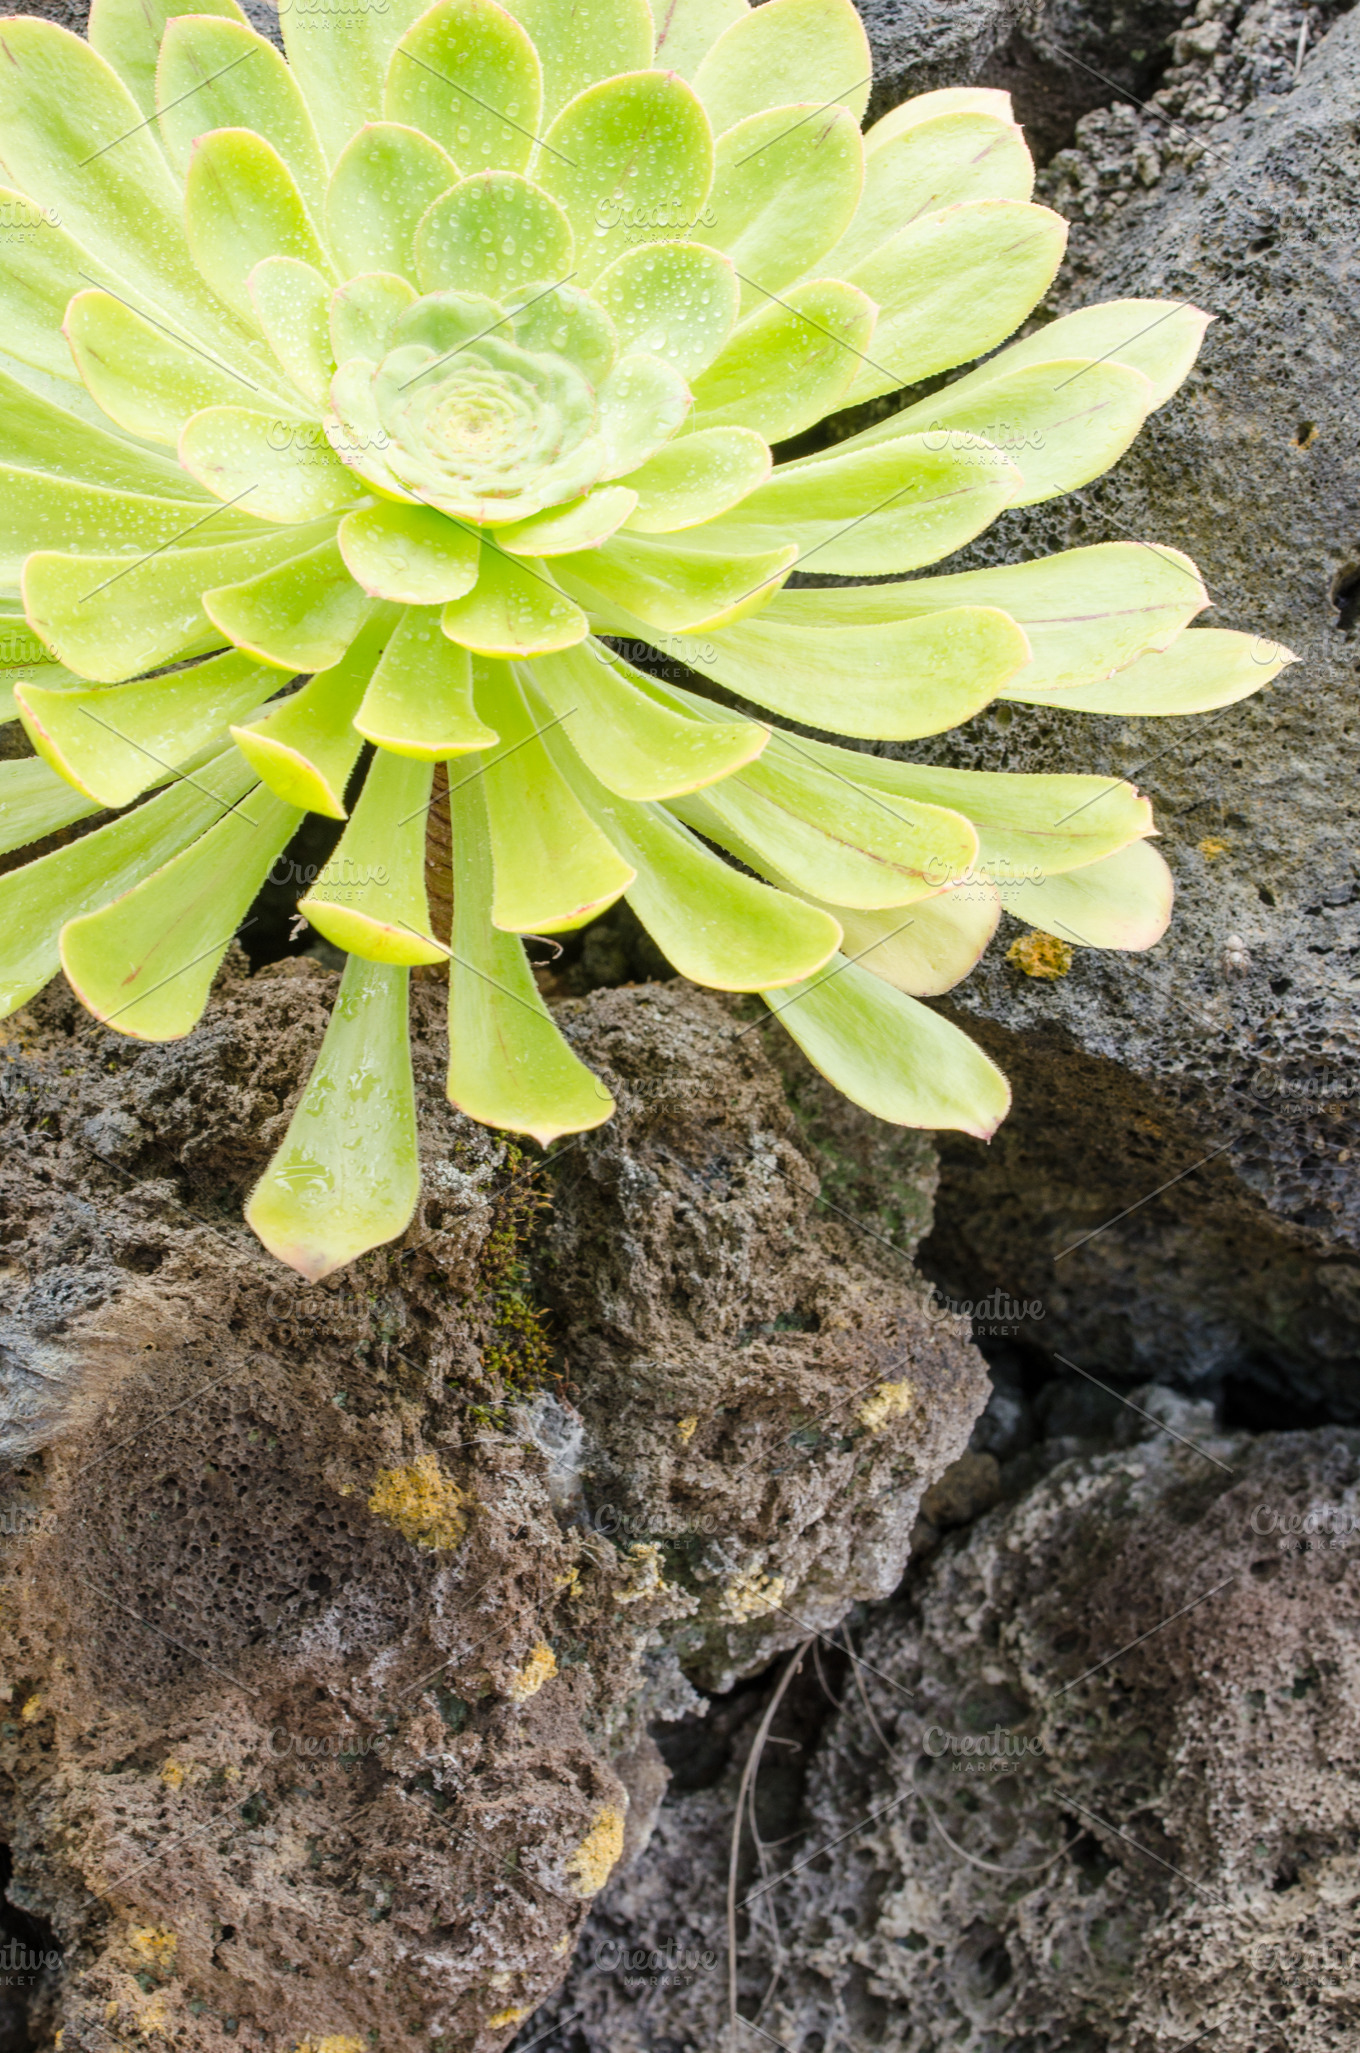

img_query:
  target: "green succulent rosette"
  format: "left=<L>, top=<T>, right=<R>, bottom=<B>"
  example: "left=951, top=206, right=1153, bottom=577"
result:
left=0, top=0, right=1292, bottom=1277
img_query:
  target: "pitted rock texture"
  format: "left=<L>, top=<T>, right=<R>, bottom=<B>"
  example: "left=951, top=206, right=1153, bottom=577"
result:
left=0, top=962, right=654, bottom=2053
left=0, top=969, right=975, bottom=2052
left=535, top=1403, right=1360, bottom=2051
left=543, top=985, right=987, bottom=1694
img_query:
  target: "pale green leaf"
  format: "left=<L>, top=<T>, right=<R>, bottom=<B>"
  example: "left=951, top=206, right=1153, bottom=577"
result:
left=473, top=658, right=635, bottom=931
left=90, top=0, right=248, bottom=119
left=821, top=109, right=1033, bottom=277
left=66, top=286, right=291, bottom=443
left=441, top=545, right=587, bottom=655
left=247, top=956, right=421, bottom=1279
left=0, top=467, right=238, bottom=587
left=652, top=0, right=748, bottom=81
left=821, top=750, right=1156, bottom=877
left=558, top=532, right=795, bottom=632
left=325, top=122, right=461, bottom=279
left=708, top=103, right=862, bottom=310
left=229, top=610, right=390, bottom=811
left=536, top=70, right=714, bottom=283
left=17, top=647, right=281, bottom=809
left=415, top=172, right=574, bottom=297
left=831, top=359, right=1156, bottom=506
left=60, top=781, right=300, bottom=1039
left=591, top=243, right=739, bottom=378
left=670, top=730, right=979, bottom=908
left=329, top=271, right=416, bottom=363
left=833, top=887, right=1001, bottom=996
left=662, top=596, right=1029, bottom=736
left=693, top=0, right=870, bottom=134
left=0, top=754, right=98, bottom=858
left=280, top=0, right=432, bottom=164
left=205, top=534, right=374, bottom=673
left=496, top=487, right=638, bottom=556
left=355, top=604, right=498, bottom=756
left=595, top=353, right=693, bottom=477
left=770, top=543, right=1209, bottom=697
left=384, top=0, right=543, bottom=176
left=185, top=127, right=335, bottom=326
left=998, top=838, right=1173, bottom=951
left=339, top=501, right=482, bottom=604
left=933, top=297, right=1211, bottom=415
left=23, top=524, right=329, bottom=682
left=0, top=744, right=255, bottom=1018
left=524, top=639, right=768, bottom=798
left=689, top=279, right=874, bottom=442
left=843, top=200, right=1068, bottom=401
left=248, top=257, right=336, bottom=406
left=180, top=404, right=365, bottom=523
left=445, top=766, right=615, bottom=1144
left=764, top=955, right=1011, bottom=1136
left=299, top=746, right=447, bottom=963
left=0, top=359, right=202, bottom=499
left=619, top=426, right=770, bottom=533
left=699, top=435, right=1021, bottom=576
left=157, top=16, right=328, bottom=213
left=1011, top=627, right=1296, bottom=714
left=549, top=734, right=842, bottom=989
left=0, top=20, right=257, bottom=352
left=500, top=0, right=653, bottom=121
left=505, top=278, right=617, bottom=382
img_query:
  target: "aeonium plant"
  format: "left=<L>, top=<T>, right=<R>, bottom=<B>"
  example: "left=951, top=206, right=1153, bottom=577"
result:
left=0, top=0, right=1290, bottom=1278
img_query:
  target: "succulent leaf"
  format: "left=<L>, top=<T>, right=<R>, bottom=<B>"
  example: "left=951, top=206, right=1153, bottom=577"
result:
left=355, top=605, right=497, bottom=756
left=0, top=0, right=1271, bottom=1272
left=1014, top=628, right=1298, bottom=714
left=230, top=615, right=391, bottom=813
left=998, top=839, right=1175, bottom=952
left=525, top=641, right=768, bottom=798
left=474, top=657, right=635, bottom=930
left=445, top=764, right=617, bottom=1142
left=0, top=746, right=257, bottom=1016
left=17, top=647, right=279, bottom=809
left=764, top=954, right=1011, bottom=1138
left=246, top=955, right=421, bottom=1281
left=59, top=779, right=300, bottom=1039
left=298, top=747, right=448, bottom=964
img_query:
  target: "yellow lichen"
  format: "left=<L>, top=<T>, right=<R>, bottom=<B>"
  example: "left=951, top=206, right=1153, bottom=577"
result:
left=1197, top=836, right=1230, bottom=859
left=857, top=1381, right=914, bottom=1433
left=553, top=1565, right=582, bottom=1598
left=504, top=1642, right=557, bottom=1703
left=1007, top=931, right=1073, bottom=980
left=613, top=1541, right=667, bottom=1605
left=294, top=2038, right=364, bottom=2053
left=565, top=1806, right=626, bottom=1898
left=19, top=1693, right=42, bottom=1722
left=486, top=2005, right=531, bottom=2029
left=721, top=1567, right=786, bottom=1622
left=128, top=1928, right=177, bottom=1973
left=368, top=1454, right=468, bottom=1552
left=676, top=1416, right=698, bottom=1444
left=551, top=1932, right=572, bottom=1957
left=134, top=1993, right=170, bottom=2038
left=159, top=1759, right=185, bottom=1790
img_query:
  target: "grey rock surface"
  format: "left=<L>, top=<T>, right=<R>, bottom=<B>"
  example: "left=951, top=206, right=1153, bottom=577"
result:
left=534, top=1404, right=1360, bottom=2051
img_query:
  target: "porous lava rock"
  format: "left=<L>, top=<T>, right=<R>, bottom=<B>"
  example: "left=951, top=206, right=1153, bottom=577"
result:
left=544, top=985, right=987, bottom=1692
left=537, top=1400, right=1360, bottom=2050
left=0, top=966, right=977, bottom=2053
